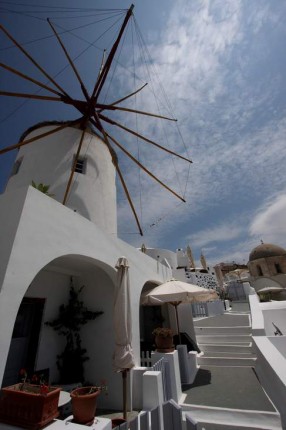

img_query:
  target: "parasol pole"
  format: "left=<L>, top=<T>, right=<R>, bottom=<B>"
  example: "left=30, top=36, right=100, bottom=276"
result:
left=170, top=301, right=182, bottom=344
left=122, top=369, right=128, bottom=420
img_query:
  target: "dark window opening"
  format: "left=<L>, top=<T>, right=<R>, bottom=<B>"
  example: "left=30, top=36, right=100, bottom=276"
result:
left=257, top=265, right=263, bottom=276
left=275, top=263, right=282, bottom=274
left=11, top=157, right=23, bottom=176
left=74, top=157, right=85, bottom=174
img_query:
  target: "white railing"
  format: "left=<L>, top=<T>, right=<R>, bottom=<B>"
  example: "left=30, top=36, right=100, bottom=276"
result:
left=192, top=300, right=224, bottom=317
left=152, top=357, right=171, bottom=402
left=140, top=353, right=171, bottom=402
left=141, top=350, right=152, bottom=367
left=112, top=400, right=198, bottom=430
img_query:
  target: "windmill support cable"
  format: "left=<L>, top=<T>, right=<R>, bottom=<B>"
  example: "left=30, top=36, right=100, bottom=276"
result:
left=0, top=120, right=81, bottom=156
left=90, top=114, right=143, bottom=236
left=96, top=103, right=177, bottom=121
left=0, top=24, right=70, bottom=98
left=0, top=63, right=63, bottom=97
left=99, top=113, right=192, bottom=163
left=62, top=125, right=87, bottom=205
left=91, top=4, right=134, bottom=100
left=106, top=131, right=186, bottom=203
left=98, top=82, right=148, bottom=108
left=47, top=18, right=90, bottom=101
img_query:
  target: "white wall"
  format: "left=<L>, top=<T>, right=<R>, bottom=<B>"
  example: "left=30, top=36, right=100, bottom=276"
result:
left=269, top=337, right=286, bottom=358
left=144, top=248, right=177, bottom=270
left=253, top=336, right=286, bottom=429
left=262, top=308, right=286, bottom=336
left=249, top=294, right=265, bottom=336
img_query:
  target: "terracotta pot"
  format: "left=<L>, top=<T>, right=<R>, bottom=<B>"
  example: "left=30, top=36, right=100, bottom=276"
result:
left=155, top=335, right=174, bottom=352
left=0, top=383, right=61, bottom=430
left=70, top=386, right=100, bottom=425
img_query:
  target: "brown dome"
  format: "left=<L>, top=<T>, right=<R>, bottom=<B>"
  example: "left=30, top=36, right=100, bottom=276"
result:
left=249, top=243, right=286, bottom=262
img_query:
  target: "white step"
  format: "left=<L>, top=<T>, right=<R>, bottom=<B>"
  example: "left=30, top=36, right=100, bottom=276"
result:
left=196, top=334, right=252, bottom=344
left=182, top=405, right=282, bottom=430
left=199, top=344, right=253, bottom=353
left=199, top=351, right=256, bottom=358
left=195, top=326, right=251, bottom=335
left=197, top=356, right=256, bottom=367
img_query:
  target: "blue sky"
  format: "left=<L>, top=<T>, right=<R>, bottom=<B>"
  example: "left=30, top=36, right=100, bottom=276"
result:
left=1, top=0, right=286, bottom=266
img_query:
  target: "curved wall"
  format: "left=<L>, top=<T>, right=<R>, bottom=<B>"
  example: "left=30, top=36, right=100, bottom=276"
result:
left=6, top=124, right=117, bottom=235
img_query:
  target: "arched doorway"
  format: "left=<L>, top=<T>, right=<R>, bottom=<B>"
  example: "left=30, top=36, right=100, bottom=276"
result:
left=139, top=281, right=171, bottom=354
left=2, top=297, right=45, bottom=387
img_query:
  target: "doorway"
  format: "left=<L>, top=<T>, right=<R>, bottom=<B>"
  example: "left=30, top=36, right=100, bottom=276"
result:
left=2, top=297, right=45, bottom=387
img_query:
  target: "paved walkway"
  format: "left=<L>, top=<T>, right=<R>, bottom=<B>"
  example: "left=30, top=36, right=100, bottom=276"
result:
left=183, top=365, right=275, bottom=411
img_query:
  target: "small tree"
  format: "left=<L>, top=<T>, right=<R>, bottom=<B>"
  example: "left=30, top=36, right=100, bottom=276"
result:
left=46, top=278, right=103, bottom=384
left=31, top=180, right=54, bottom=197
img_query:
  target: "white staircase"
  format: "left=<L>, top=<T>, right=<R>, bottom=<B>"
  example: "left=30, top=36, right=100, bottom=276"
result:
left=195, top=319, right=256, bottom=367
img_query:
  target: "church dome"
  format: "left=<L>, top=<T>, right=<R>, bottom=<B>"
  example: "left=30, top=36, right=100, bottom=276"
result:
left=249, top=243, right=286, bottom=262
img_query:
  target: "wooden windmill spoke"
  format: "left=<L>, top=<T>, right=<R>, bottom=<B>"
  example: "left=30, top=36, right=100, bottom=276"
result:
left=96, top=103, right=177, bottom=121
left=106, top=131, right=186, bottom=203
left=91, top=4, right=134, bottom=101
left=99, top=113, right=192, bottom=163
left=0, top=24, right=70, bottom=98
left=62, top=125, right=87, bottom=205
left=90, top=113, right=143, bottom=236
left=115, top=159, right=143, bottom=236
left=0, top=120, right=81, bottom=155
left=0, top=63, right=62, bottom=97
left=47, top=19, right=90, bottom=101
left=0, top=91, right=62, bottom=102
left=98, top=83, right=148, bottom=109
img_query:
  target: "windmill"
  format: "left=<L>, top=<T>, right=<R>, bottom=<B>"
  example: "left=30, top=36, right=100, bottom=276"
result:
left=0, top=4, right=192, bottom=235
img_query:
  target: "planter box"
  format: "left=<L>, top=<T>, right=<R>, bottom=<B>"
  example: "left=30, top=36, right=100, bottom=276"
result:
left=0, top=383, right=61, bottom=430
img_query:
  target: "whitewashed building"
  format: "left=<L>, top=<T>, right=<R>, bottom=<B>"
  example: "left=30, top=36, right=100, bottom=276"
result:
left=0, top=121, right=190, bottom=411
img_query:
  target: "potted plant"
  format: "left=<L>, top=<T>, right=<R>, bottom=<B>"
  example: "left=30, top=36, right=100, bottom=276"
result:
left=0, top=370, right=61, bottom=430
left=152, top=327, right=174, bottom=352
left=70, top=382, right=107, bottom=425
left=45, top=278, right=103, bottom=385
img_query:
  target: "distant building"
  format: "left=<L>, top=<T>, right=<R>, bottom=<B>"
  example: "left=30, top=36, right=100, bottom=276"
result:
left=247, top=242, right=286, bottom=300
left=144, top=247, right=219, bottom=290
left=214, top=262, right=251, bottom=301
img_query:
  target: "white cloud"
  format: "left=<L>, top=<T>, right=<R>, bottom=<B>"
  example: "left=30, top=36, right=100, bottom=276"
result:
left=250, top=194, right=286, bottom=242
left=187, top=222, right=244, bottom=248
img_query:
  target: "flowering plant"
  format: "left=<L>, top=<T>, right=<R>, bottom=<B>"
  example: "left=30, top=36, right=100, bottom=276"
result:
left=71, top=380, right=108, bottom=398
left=152, top=327, right=173, bottom=338
left=18, top=368, right=50, bottom=395
left=85, top=380, right=108, bottom=396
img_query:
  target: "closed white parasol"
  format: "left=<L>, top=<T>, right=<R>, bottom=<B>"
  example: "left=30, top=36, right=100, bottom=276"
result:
left=113, top=257, right=135, bottom=420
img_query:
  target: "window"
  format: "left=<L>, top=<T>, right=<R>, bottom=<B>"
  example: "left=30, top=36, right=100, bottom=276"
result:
left=11, top=157, right=23, bottom=176
left=257, top=265, right=263, bottom=276
left=74, top=156, right=86, bottom=174
left=275, top=263, right=282, bottom=274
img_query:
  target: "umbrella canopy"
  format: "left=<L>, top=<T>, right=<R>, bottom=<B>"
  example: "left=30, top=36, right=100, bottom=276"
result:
left=141, top=279, right=218, bottom=305
left=113, top=257, right=135, bottom=420
left=141, top=279, right=218, bottom=344
left=257, top=286, right=284, bottom=294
